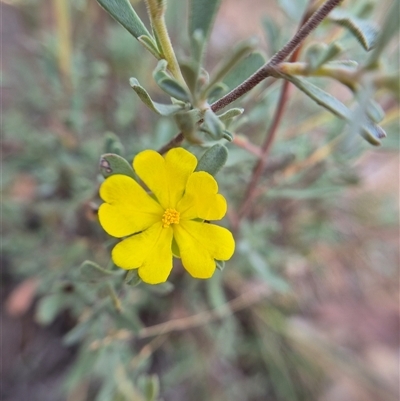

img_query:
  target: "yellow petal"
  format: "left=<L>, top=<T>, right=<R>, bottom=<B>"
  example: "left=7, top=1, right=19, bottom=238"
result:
left=112, top=222, right=174, bottom=284
left=133, top=148, right=197, bottom=209
left=99, top=175, right=163, bottom=238
left=178, top=172, right=227, bottom=221
left=173, top=221, right=235, bottom=279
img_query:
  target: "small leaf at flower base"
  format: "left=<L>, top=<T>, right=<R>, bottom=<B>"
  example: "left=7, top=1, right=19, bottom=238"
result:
left=157, top=78, right=191, bottom=102
left=125, top=270, right=142, bottom=287
left=216, top=260, right=225, bottom=271
left=328, top=9, right=379, bottom=51
left=138, top=35, right=161, bottom=59
left=189, top=0, right=222, bottom=52
left=99, top=153, right=136, bottom=179
left=129, top=78, right=185, bottom=116
left=195, top=144, right=228, bottom=176
left=223, top=52, right=266, bottom=92
left=104, top=132, right=124, bottom=155
left=79, top=260, right=117, bottom=283
left=202, top=109, right=225, bottom=140
left=97, top=0, right=152, bottom=39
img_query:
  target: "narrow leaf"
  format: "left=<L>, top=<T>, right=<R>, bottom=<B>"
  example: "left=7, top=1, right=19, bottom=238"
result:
left=97, top=0, right=151, bottom=39
left=328, top=9, right=379, bottom=51
left=129, top=78, right=185, bottom=116
left=223, top=52, right=266, bottom=91
left=282, top=74, right=384, bottom=145
left=203, top=38, right=258, bottom=96
left=365, top=2, right=400, bottom=68
left=189, top=0, right=222, bottom=48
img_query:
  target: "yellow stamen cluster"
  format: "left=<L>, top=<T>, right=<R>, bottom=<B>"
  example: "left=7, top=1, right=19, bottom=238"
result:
left=162, top=208, right=180, bottom=228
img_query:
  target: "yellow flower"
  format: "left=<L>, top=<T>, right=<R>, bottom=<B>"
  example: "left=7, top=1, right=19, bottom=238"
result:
left=98, top=147, right=235, bottom=284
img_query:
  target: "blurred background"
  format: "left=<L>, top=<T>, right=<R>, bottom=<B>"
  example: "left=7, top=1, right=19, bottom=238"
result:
left=1, top=1, right=399, bottom=401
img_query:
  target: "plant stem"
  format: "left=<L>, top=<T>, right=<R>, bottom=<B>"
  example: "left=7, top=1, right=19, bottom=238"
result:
left=145, top=0, right=184, bottom=83
left=157, top=0, right=342, bottom=154
left=238, top=1, right=320, bottom=220
left=211, top=0, right=342, bottom=112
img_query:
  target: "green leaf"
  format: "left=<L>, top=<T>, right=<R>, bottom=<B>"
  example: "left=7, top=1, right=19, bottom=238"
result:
left=174, top=110, right=199, bottom=140
left=305, top=42, right=343, bottom=71
left=328, top=9, right=379, bottom=51
left=125, top=270, right=142, bottom=287
left=35, top=293, right=66, bottom=325
left=158, top=78, right=191, bottom=102
left=202, top=109, right=225, bottom=140
left=147, top=281, right=174, bottom=295
left=223, top=52, right=266, bottom=91
left=99, top=153, right=135, bottom=179
left=138, top=35, right=161, bottom=59
left=189, top=0, right=222, bottom=50
left=365, top=1, right=400, bottom=68
left=203, top=38, right=258, bottom=96
left=195, top=144, right=228, bottom=176
left=79, top=260, right=117, bottom=283
left=365, top=98, right=385, bottom=123
left=217, top=108, right=244, bottom=123
left=281, top=74, right=384, bottom=145
left=103, top=132, right=124, bottom=156
left=129, top=78, right=185, bottom=116
left=207, top=82, right=229, bottom=102
left=216, top=260, right=225, bottom=271
left=143, top=375, right=160, bottom=401
left=179, top=60, right=199, bottom=94
left=97, top=0, right=152, bottom=39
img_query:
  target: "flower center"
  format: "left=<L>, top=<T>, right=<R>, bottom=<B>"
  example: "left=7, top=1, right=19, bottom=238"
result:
left=162, top=208, right=180, bottom=228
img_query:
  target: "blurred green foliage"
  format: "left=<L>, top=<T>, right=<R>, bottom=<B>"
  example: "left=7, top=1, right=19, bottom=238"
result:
left=2, top=1, right=399, bottom=401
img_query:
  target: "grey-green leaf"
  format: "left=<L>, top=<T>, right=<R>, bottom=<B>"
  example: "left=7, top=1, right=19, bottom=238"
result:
left=202, top=109, right=225, bottom=140
left=203, top=38, right=258, bottom=97
left=282, top=74, right=384, bottom=145
left=189, top=0, right=222, bottom=50
left=35, top=293, right=66, bottom=325
left=99, top=153, right=135, bottom=179
left=130, top=78, right=185, bottom=116
left=97, top=0, right=151, bottom=39
left=223, top=52, right=266, bottom=92
left=138, top=35, right=161, bottom=59
left=103, top=132, right=124, bottom=156
left=79, top=260, right=117, bottom=283
left=328, top=9, right=379, bottom=51
left=365, top=1, right=400, bottom=68
left=218, top=108, right=244, bottom=123
left=195, top=144, right=228, bottom=176
left=158, top=78, right=191, bottom=102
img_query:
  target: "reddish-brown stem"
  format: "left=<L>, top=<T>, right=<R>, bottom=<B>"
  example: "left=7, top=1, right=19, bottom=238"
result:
left=157, top=0, right=342, bottom=155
